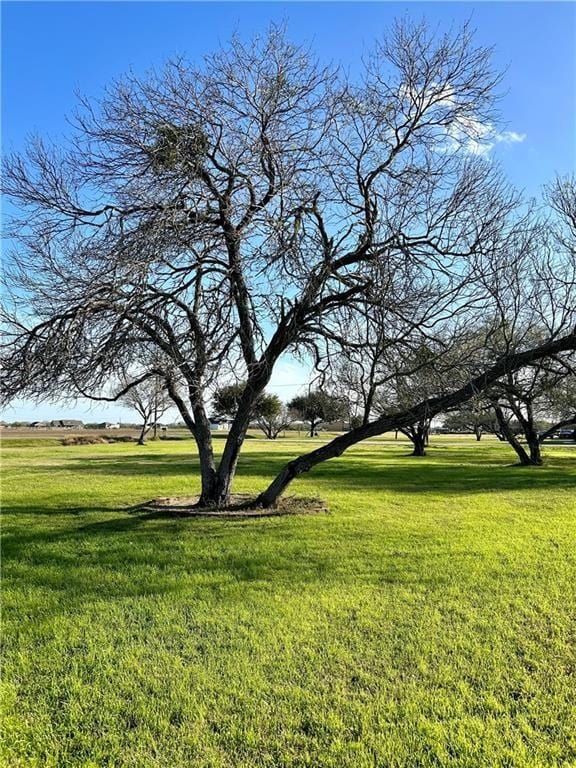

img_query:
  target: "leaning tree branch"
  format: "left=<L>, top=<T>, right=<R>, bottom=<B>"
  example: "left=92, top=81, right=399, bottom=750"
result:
left=257, top=329, right=576, bottom=506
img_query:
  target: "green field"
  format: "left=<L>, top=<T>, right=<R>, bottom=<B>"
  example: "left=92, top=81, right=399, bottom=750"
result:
left=2, top=435, right=575, bottom=767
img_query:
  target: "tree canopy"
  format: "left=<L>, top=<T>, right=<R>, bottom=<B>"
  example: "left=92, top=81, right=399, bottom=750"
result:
left=288, top=391, right=348, bottom=436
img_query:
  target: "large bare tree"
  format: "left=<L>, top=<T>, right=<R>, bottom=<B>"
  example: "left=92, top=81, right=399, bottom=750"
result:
left=3, top=23, right=575, bottom=506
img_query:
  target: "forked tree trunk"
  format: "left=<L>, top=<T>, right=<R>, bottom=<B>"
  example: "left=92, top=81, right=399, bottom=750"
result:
left=474, top=426, right=482, bottom=441
left=402, top=424, right=428, bottom=456
left=195, top=336, right=574, bottom=510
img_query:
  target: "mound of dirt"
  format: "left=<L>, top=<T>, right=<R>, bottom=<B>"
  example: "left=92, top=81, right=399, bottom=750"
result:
left=133, top=494, right=329, bottom=518
left=61, top=434, right=137, bottom=446
left=61, top=435, right=109, bottom=446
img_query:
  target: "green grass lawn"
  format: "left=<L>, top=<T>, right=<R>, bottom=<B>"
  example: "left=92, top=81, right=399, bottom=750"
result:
left=2, top=434, right=575, bottom=767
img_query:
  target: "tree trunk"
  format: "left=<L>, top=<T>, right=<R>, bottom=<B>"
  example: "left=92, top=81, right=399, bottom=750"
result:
left=411, top=430, right=426, bottom=456
left=505, top=399, right=544, bottom=466
left=525, top=425, right=543, bottom=465
left=189, top=398, right=218, bottom=506
left=411, top=438, right=426, bottom=456
left=164, top=379, right=218, bottom=504
left=492, top=404, right=533, bottom=465
left=210, top=359, right=280, bottom=506
left=137, top=420, right=149, bottom=445
left=214, top=395, right=256, bottom=506
left=474, top=426, right=482, bottom=441
left=520, top=403, right=543, bottom=466
left=197, top=444, right=218, bottom=506
left=363, top=386, right=375, bottom=427
left=402, top=425, right=427, bottom=456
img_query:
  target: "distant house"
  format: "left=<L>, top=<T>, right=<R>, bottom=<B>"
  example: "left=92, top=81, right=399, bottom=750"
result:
left=322, top=420, right=350, bottom=432
left=50, top=419, right=84, bottom=429
left=31, top=421, right=50, bottom=429
left=209, top=418, right=232, bottom=431
left=91, top=422, right=120, bottom=430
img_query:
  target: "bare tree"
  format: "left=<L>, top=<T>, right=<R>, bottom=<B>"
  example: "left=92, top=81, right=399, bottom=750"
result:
left=485, top=349, right=573, bottom=464
left=3, top=23, right=575, bottom=506
left=122, top=376, right=172, bottom=444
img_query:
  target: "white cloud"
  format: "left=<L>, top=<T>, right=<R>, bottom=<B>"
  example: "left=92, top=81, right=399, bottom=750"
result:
left=399, top=81, right=527, bottom=157
left=495, top=130, right=526, bottom=144
left=441, top=116, right=526, bottom=157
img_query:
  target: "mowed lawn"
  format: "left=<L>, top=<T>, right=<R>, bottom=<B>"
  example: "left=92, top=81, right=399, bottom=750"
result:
left=1, top=434, right=575, bottom=768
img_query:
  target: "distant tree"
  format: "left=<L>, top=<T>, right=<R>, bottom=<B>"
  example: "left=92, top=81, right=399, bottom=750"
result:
left=369, top=344, right=450, bottom=456
left=212, top=383, right=249, bottom=420
left=122, top=376, right=171, bottom=445
left=485, top=333, right=574, bottom=465
left=213, top=383, right=290, bottom=438
left=255, top=397, right=294, bottom=440
left=288, top=391, right=347, bottom=438
left=442, top=400, right=500, bottom=441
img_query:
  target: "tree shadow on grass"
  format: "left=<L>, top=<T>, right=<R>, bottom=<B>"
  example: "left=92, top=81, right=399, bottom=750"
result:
left=2, top=495, right=477, bottom=621
left=310, top=452, right=576, bottom=495
left=31, top=446, right=576, bottom=497
left=3, top=451, right=574, bottom=622
left=0, top=519, right=307, bottom=623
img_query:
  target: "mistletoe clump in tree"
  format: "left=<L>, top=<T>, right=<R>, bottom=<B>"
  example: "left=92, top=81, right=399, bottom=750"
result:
left=2, top=22, right=575, bottom=507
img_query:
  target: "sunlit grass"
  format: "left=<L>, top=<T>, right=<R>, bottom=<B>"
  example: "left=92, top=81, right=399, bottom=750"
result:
left=2, top=435, right=575, bottom=767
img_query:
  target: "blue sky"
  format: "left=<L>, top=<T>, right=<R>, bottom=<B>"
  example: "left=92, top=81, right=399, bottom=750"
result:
left=2, top=1, right=575, bottom=422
